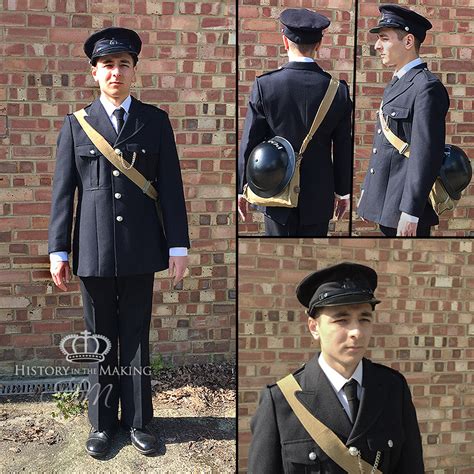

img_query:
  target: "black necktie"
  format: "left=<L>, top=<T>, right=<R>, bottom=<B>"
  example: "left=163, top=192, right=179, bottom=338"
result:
left=113, top=108, right=125, bottom=134
left=343, top=379, right=359, bottom=423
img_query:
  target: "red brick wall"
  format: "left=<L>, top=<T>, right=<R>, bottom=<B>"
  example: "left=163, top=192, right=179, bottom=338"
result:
left=0, top=1, right=236, bottom=373
left=353, top=0, right=474, bottom=236
left=239, top=238, right=474, bottom=472
left=237, top=0, right=354, bottom=236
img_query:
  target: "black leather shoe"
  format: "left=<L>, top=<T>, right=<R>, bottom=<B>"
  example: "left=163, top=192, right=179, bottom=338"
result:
left=85, top=427, right=115, bottom=458
left=130, top=427, right=157, bottom=455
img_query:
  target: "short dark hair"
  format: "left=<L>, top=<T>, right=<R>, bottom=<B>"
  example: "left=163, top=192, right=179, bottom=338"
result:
left=287, top=39, right=320, bottom=56
left=394, top=28, right=421, bottom=54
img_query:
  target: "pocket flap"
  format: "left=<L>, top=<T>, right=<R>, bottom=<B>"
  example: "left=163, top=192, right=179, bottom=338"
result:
left=367, top=431, right=404, bottom=451
left=382, top=105, right=410, bottom=119
left=76, top=144, right=99, bottom=158
left=126, top=143, right=143, bottom=153
left=283, top=439, right=325, bottom=464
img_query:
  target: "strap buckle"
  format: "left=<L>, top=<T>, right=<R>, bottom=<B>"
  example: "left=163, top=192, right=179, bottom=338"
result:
left=399, top=143, right=409, bottom=155
left=142, top=180, right=152, bottom=194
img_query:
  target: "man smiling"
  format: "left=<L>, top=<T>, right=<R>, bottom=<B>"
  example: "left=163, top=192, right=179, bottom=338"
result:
left=357, top=5, right=449, bottom=236
left=248, top=262, right=424, bottom=473
left=48, top=27, right=189, bottom=457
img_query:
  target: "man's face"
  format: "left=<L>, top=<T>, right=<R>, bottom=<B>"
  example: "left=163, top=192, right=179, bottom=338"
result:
left=91, top=52, right=136, bottom=101
left=308, top=303, right=374, bottom=373
left=374, top=28, right=412, bottom=68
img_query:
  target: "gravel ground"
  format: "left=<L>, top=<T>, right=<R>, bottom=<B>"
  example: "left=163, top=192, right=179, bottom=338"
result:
left=0, top=362, right=236, bottom=473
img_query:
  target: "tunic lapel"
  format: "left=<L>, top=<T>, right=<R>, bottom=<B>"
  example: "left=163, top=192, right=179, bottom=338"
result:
left=346, top=358, right=387, bottom=445
left=84, top=98, right=118, bottom=146
left=382, top=64, right=426, bottom=106
left=294, top=354, right=353, bottom=440
left=114, top=96, right=148, bottom=148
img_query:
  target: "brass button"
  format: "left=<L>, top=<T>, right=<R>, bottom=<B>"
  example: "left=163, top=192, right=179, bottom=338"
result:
left=114, top=193, right=122, bottom=199
left=113, top=170, right=120, bottom=177
left=372, top=148, right=377, bottom=154
left=391, top=112, right=396, bottom=116
left=114, top=148, right=121, bottom=154
left=308, top=452, right=317, bottom=461
left=388, top=439, right=393, bottom=448
left=370, top=168, right=375, bottom=174
left=89, top=149, right=95, bottom=155
left=116, top=216, right=123, bottom=222
left=377, top=129, right=381, bottom=134
left=141, top=149, right=146, bottom=154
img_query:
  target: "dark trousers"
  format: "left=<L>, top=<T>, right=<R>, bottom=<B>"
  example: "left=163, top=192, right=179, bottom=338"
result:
left=379, top=222, right=432, bottom=237
left=264, top=213, right=329, bottom=237
left=79, top=273, right=155, bottom=431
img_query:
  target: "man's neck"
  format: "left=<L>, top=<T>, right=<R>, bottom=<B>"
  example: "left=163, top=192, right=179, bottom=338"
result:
left=101, top=93, right=129, bottom=108
left=321, top=352, right=359, bottom=379
left=394, top=55, right=420, bottom=75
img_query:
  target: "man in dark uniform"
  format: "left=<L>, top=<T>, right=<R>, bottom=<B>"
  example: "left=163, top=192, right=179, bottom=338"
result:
left=238, top=8, right=352, bottom=236
left=357, top=5, right=450, bottom=236
left=48, top=27, right=190, bottom=457
left=248, top=262, right=424, bottom=473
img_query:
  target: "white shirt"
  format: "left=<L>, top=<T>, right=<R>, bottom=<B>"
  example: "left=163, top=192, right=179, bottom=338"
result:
left=318, top=353, right=363, bottom=423
left=393, top=57, right=424, bottom=225
left=50, top=94, right=187, bottom=262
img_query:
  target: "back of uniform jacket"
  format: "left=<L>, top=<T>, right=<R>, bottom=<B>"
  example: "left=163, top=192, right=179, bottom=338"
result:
left=239, top=61, right=352, bottom=226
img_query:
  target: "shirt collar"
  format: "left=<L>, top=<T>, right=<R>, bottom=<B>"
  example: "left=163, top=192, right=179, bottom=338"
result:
left=318, top=353, right=363, bottom=393
left=288, top=52, right=315, bottom=63
left=100, top=94, right=132, bottom=118
left=395, top=57, right=423, bottom=79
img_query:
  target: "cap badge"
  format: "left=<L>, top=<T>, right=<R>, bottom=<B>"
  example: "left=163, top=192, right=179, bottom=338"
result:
left=109, top=39, right=118, bottom=45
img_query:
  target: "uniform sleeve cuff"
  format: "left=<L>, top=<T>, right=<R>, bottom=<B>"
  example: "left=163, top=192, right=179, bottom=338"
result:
left=400, top=212, right=419, bottom=224
left=49, top=251, right=69, bottom=262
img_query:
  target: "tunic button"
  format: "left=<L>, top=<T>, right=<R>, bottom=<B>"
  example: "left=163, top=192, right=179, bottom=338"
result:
left=377, top=129, right=381, bottom=134
left=114, top=193, right=122, bottom=199
left=114, top=148, right=121, bottom=154
left=372, top=148, right=377, bottom=154
left=113, top=170, right=120, bottom=177
left=142, top=149, right=146, bottom=154
left=89, top=149, right=95, bottom=155
left=349, top=447, right=359, bottom=456
left=116, top=216, right=123, bottom=222
left=388, top=440, right=393, bottom=448
left=308, top=452, right=317, bottom=461
left=370, top=168, right=375, bottom=174
left=391, top=112, right=396, bottom=116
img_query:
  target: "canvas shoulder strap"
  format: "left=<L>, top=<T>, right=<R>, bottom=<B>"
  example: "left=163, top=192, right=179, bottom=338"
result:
left=277, top=374, right=382, bottom=474
left=298, top=77, right=340, bottom=157
left=378, top=102, right=410, bottom=158
left=73, top=109, right=158, bottom=200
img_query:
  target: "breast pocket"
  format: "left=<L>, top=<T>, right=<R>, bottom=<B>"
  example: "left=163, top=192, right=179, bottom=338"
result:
left=382, top=104, right=411, bottom=142
left=282, top=439, right=323, bottom=474
left=76, top=144, right=100, bottom=188
left=367, top=430, right=405, bottom=469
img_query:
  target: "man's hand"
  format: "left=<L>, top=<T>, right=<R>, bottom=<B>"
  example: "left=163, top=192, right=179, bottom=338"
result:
left=50, top=260, right=71, bottom=292
left=238, top=194, right=248, bottom=222
left=397, top=219, right=418, bottom=236
left=334, top=197, right=350, bottom=221
left=169, top=255, right=188, bottom=287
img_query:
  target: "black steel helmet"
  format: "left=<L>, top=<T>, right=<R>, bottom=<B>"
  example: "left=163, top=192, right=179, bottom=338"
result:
left=439, top=145, right=472, bottom=200
left=246, top=136, right=296, bottom=198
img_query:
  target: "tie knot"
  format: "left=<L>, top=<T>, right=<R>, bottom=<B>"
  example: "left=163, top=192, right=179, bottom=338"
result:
left=343, top=379, right=358, bottom=401
left=113, top=108, right=125, bottom=120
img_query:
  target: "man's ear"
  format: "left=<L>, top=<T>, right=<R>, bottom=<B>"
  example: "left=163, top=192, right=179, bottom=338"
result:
left=404, top=33, right=416, bottom=50
left=307, top=316, right=320, bottom=341
left=282, top=35, right=290, bottom=51
left=91, top=66, right=98, bottom=83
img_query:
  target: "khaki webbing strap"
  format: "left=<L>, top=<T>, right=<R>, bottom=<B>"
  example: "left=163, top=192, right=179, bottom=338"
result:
left=378, top=102, right=410, bottom=158
left=73, top=109, right=158, bottom=201
left=298, top=77, right=340, bottom=157
left=277, top=374, right=382, bottom=474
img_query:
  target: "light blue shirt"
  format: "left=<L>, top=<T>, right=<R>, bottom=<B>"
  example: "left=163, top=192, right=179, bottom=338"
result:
left=395, top=57, right=423, bottom=79
left=50, top=94, right=187, bottom=262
